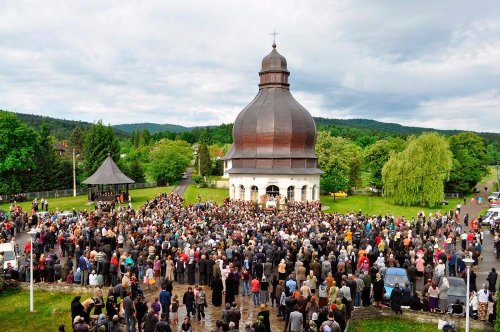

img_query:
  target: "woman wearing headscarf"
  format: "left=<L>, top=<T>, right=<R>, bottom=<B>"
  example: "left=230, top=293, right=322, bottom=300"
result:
left=165, top=256, right=175, bottom=281
left=252, top=316, right=266, bottom=332
left=427, top=282, right=440, bottom=313
left=95, top=314, right=109, bottom=332
left=70, top=296, right=84, bottom=322
left=211, top=275, right=224, bottom=306
left=477, top=284, right=491, bottom=321
left=373, top=273, right=385, bottom=309
left=187, top=258, right=196, bottom=285
left=438, top=277, right=449, bottom=313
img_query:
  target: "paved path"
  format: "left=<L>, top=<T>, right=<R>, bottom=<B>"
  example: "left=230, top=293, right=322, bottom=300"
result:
left=460, top=179, right=498, bottom=284
left=172, top=166, right=193, bottom=196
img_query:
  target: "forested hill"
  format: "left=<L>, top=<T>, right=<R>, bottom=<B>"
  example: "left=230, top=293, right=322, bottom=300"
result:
left=113, top=122, right=191, bottom=134
left=8, top=111, right=128, bottom=138
left=4, top=111, right=499, bottom=143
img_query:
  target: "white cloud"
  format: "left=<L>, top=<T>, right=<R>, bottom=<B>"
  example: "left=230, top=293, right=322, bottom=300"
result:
left=0, top=1, right=499, bottom=132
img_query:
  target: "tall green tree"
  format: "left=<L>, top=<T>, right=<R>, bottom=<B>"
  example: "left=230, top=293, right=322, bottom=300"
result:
left=363, top=137, right=406, bottom=188
left=382, top=132, right=453, bottom=206
left=69, top=127, right=85, bottom=153
left=198, top=143, right=212, bottom=176
left=82, top=121, right=120, bottom=176
left=27, top=122, right=60, bottom=191
left=316, top=132, right=362, bottom=192
left=146, top=139, right=191, bottom=183
left=0, top=111, right=39, bottom=194
left=445, top=132, right=488, bottom=194
left=142, top=129, right=152, bottom=146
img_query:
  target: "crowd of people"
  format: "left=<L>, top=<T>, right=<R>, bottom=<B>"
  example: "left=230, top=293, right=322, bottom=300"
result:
left=1, top=192, right=499, bottom=331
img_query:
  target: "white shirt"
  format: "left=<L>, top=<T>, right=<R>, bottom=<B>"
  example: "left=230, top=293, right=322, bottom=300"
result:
left=89, top=273, right=98, bottom=286
left=478, top=289, right=490, bottom=303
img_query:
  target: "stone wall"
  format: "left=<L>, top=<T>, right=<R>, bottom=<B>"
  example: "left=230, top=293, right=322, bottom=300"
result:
left=18, top=282, right=106, bottom=295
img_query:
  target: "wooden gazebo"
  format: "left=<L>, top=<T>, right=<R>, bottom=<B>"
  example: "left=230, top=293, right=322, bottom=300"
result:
left=82, top=156, right=135, bottom=201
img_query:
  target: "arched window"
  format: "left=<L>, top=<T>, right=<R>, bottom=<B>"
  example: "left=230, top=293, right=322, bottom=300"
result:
left=287, top=186, right=295, bottom=201
left=239, top=185, right=245, bottom=200
left=312, top=185, right=317, bottom=200
left=266, top=185, right=280, bottom=197
left=250, top=185, right=259, bottom=202
left=301, top=185, right=307, bottom=202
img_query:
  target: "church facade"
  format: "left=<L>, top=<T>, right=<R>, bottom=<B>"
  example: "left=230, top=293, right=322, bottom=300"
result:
left=223, top=43, right=322, bottom=202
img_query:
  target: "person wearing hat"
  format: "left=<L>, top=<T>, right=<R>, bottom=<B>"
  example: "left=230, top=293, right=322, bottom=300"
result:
left=95, top=314, right=109, bottom=332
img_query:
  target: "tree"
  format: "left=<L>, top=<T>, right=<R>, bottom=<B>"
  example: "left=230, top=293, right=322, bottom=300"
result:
left=118, top=146, right=150, bottom=183
left=69, top=127, right=85, bottom=153
left=382, top=132, right=453, bottom=206
left=363, top=137, right=406, bottom=188
left=0, top=111, right=39, bottom=194
left=82, top=121, right=120, bottom=176
left=445, top=132, right=488, bottom=194
left=27, top=122, right=60, bottom=191
left=198, top=143, right=212, bottom=176
left=146, top=139, right=191, bottom=183
left=316, top=132, right=362, bottom=192
left=142, top=129, right=152, bottom=146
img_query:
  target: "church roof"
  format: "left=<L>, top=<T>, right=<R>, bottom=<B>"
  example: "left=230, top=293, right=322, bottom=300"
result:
left=224, top=43, right=318, bottom=164
left=82, top=156, right=135, bottom=185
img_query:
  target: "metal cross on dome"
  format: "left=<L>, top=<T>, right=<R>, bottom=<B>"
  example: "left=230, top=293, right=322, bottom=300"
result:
left=270, top=29, right=279, bottom=45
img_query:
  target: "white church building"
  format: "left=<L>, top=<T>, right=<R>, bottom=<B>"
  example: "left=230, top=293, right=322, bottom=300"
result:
left=223, top=42, right=322, bottom=202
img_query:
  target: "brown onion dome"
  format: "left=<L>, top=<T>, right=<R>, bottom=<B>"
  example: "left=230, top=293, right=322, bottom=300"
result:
left=226, top=44, right=320, bottom=174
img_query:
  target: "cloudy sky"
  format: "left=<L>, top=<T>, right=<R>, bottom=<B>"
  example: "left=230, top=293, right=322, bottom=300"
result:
left=1, top=1, right=499, bottom=132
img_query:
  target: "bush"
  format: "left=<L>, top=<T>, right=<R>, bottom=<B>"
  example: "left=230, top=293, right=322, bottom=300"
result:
left=198, top=181, right=209, bottom=188
left=192, top=175, right=202, bottom=184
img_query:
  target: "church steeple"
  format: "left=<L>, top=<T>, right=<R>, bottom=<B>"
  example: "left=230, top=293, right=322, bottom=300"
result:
left=258, top=43, right=290, bottom=89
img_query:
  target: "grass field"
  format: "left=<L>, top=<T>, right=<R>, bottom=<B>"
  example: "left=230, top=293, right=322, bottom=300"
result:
left=0, top=289, right=91, bottom=332
left=347, top=316, right=458, bottom=332
left=0, top=186, right=173, bottom=213
left=320, top=194, right=463, bottom=217
left=183, top=184, right=229, bottom=205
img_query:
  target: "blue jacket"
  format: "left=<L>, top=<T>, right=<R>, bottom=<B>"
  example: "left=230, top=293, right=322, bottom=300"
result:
left=159, top=290, right=171, bottom=305
left=79, top=255, right=88, bottom=271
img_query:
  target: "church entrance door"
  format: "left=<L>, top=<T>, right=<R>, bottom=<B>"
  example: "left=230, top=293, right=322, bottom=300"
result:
left=266, top=185, right=280, bottom=197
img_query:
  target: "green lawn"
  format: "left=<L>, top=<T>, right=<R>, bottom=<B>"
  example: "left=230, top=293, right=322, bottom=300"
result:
left=0, top=289, right=90, bottom=332
left=347, top=317, right=458, bottom=332
left=183, top=184, right=229, bottom=204
left=321, top=194, right=463, bottom=218
left=0, top=186, right=173, bottom=213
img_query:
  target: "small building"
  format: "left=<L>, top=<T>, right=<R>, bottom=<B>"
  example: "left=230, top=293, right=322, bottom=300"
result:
left=82, top=155, right=135, bottom=201
left=223, top=43, right=322, bottom=202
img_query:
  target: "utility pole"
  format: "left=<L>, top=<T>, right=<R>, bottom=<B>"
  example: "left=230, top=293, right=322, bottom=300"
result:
left=73, top=148, right=77, bottom=197
left=496, top=161, right=499, bottom=191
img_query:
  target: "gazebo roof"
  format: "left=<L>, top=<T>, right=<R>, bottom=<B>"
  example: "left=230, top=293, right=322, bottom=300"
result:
left=82, top=156, right=135, bottom=185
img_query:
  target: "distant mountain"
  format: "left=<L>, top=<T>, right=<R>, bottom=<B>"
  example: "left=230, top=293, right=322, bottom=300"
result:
left=5, top=111, right=499, bottom=143
left=3, top=111, right=128, bottom=139
left=112, top=122, right=190, bottom=134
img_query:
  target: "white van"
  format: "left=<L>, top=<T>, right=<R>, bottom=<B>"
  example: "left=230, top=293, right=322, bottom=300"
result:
left=481, top=207, right=500, bottom=228
left=0, top=242, right=18, bottom=269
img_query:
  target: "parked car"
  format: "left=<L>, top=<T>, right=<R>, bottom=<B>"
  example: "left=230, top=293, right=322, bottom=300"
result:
left=384, top=267, right=409, bottom=301
left=481, top=207, right=500, bottom=227
left=439, top=277, right=466, bottom=313
left=35, top=211, right=51, bottom=220
left=181, top=172, right=187, bottom=179
left=488, top=192, right=500, bottom=202
left=331, top=191, right=348, bottom=198
left=0, top=242, right=19, bottom=270
left=490, top=199, right=499, bottom=208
